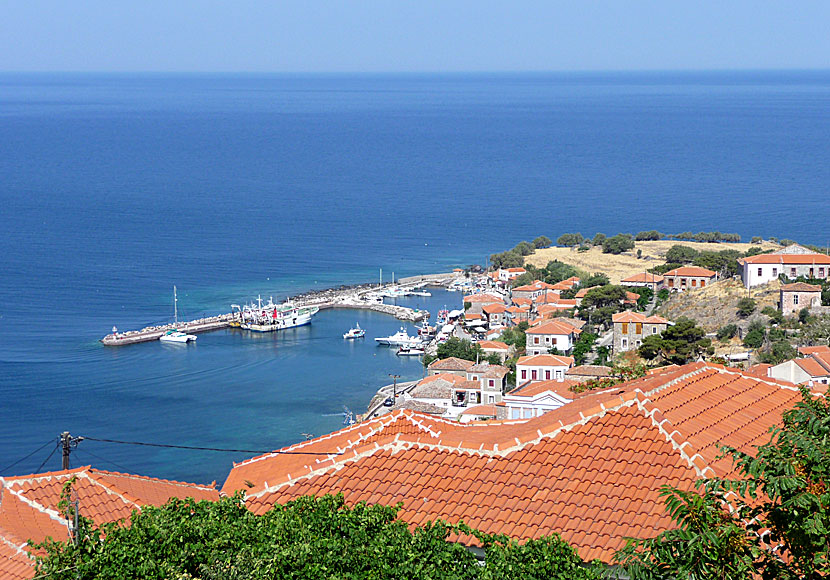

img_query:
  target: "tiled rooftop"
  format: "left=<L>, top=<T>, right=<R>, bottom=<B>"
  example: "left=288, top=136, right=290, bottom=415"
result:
left=225, top=363, right=805, bottom=563
left=427, top=357, right=475, bottom=372
left=663, top=266, right=717, bottom=277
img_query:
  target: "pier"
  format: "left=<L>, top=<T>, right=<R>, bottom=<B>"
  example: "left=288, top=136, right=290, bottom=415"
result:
left=100, top=272, right=459, bottom=346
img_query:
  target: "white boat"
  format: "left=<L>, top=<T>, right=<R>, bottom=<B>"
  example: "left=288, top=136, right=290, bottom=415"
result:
left=375, top=327, right=420, bottom=347
left=396, top=345, right=425, bottom=356
left=159, top=329, right=197, bottom=343
left=343, top=323, right=366, bottom=339
left=407, top=290, right=432, bottom=297
left=380, top=286, right=406, bottom=298
left=416, top=320, right=436, bottom=337
left=239, top=295, right=319, bottom=332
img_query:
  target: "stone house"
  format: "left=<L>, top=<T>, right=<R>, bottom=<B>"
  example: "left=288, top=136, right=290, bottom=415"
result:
left=427, top=357, right=474, bottom=377
left=780, top=282, right=822, bottom=316
left=663, top=266, right=717, bottom=291
left=481, top=302, right=508, bottom=326
left=612, top=311, right=671, bottom=353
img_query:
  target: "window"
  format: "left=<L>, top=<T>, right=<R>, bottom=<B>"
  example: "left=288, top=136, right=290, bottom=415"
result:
left=488, top=395, right=495, bottom=403
left=773, top=268, right=778, bottom=276
left=511, top=408, right=520, bottom=419
left=488, top=379, right=494, bottom=387
left=534, top=337, right=540, bottom=345
left=652, top=327, right=658, bottom=334
left=691, top=279, right=697, bottom=287
left=520, top=369, right=526, bottom=380
left=700, top=279, right=706, bottom=287
left=531, top=370, right=537, bottom=380
left=791, top=268, right=797, bottom=277
left=556, top=369, right=563, bottom=379
left=794, top=295, right=799, bottom=305
left=758, top=267, right=763, bottom=277
left=635, top=323, right=642, bottom=334
left=820, top=268, right=826, bottom=277
left=545, top=337, right=550, bottom=344
left=681, top=278, right=687, bottom=287
left=668, top=279, right=674, bottom=287
left=622, top=338, right=628, bottom=349
left=810, top=268, right=815, bottom=277
left=621, top=323, right=629, bottom=333
left=545, top=370, right=551, bottom=380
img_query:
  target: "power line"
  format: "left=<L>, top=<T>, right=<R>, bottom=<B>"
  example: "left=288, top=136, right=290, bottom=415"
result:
left=36, top=442, right=60, bottom=473
left=72, top=448, right=133, bottom=474
left=0, top=440, right=55, bottom=474
left=82, top=436, right=341, bottom=455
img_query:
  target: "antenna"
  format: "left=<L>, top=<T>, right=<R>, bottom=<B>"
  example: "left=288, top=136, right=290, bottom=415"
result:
left=173, top=285, right=178, bottom=325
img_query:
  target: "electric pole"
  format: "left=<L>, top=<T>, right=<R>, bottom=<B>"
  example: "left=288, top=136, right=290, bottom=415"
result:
left=60, top=432, right=84, bottom=470
left=389, top=374, right=400, bottom=402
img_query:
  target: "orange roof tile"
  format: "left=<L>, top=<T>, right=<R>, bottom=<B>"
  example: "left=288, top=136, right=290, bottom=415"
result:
left=739, top=252, right=830, bottom=265
left=508, top=379, right=581, bottom=399
left=225, top=363, right=804, bottom=563
left=743, top=363, right=771, bottom=379
left=482, top=303, right=508, bottom=314
left=463, top=294, right=502, bottom=303
left=798, top=345, right=830, bottom=356
left=794, top=357, right=830, bottom=378
left=612, top=311, right=670, bottom=324
left=0, top=467, right=218, bottom=578
left=663, top=266, right=717, bottom=277
left=516, top=354, right=575, bottom=367
left=566, top=365, right=613, bottom=378
left=428, top=357, right=476, bottom=371
left=526, top=321, right=579, bottom=336
left=477, top=340, right=509, bottom=351
left=781, top=282, right=822, bottom=292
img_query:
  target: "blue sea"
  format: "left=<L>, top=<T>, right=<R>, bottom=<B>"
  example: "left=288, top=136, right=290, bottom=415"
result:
left=1, top=71, right=829, bottom=485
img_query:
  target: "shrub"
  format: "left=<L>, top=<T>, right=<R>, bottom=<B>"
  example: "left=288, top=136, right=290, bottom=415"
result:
left=602, top=233, right=635, bottom=255
left=736, top=297, right=757, bottom=318
left=532, top=235, right=552, bottom=249
left=592, top=232, right=606, bottom=246
left=635, top=230, right=663, bottom=241
left=514, top=241, right=535, bottom=256
left=665, top=245, right=699, bottom=264
left=761, top=306, right=784, bottom=325
left=716, top=324, right=738, bottom=341
left=751, top=236, right=763, bottom=244
left=556, top=233, right=584, bottom=247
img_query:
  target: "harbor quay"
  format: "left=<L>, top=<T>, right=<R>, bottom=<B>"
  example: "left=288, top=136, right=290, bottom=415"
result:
left=100, top=272, right=458, bottom=346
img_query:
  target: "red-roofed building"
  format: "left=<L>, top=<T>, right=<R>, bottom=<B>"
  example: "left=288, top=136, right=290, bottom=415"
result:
left=505, top=305, right=531, bottom=324
left=663, top=266, right=717, bottom=291
left=0, top=466, right=219, bottom=579
left=502, top=379, right=583, bottom=419
left=738, top=246, right=830, bottom=288
left=481, top=302, right=508, bottom=326
left=780, top=282, right=822, bottom=316
left=497, top=268, right=526, bottom=283
left=516, top=353, right=574, bottom=383
left=476, top=340, right=513, bottom=362
left=223, top=363, right=805, bottom=563
left=621, top=273, right=665, bottom=292
left=427, top=357, right=475, bottom=377
left=768, top=350, right=830, bottom=387
left=511, top=280, right=558, bottom=302
left=526, top=320, right=581, bottom=355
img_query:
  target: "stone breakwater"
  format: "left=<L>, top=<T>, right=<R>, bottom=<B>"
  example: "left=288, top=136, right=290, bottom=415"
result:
left=100, top=272, right=457, bottom=346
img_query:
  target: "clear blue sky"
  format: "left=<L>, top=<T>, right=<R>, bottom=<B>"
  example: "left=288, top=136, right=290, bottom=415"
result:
left=2, top=0, right=829, bottom=72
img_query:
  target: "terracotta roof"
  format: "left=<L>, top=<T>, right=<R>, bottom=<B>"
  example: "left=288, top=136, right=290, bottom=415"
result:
left=477, top=340, right=509, bottom=351
left=574, top=287, right=598, bottom=298
left=516, top=354, right=575, bottom=367
left=464, top=313, right=484, bottom=320
left=743, top=363, right=772, bottom=379
left=549, top=317, right=586, bottom=330
left=566, top=365, right=614, bottom=378
left=506, top=305, right=530, bottom=313
left=794, top=357, right=830, bottom=378
left=527, top=321, right=580, bottom=336
left=410, top=374, right=471, bottom=399
left=228, top=363, right=804, bottom=563
left=612, top=311, right=670, bottom=324
left=621, top=273, right=665, bottom=284
left=469, top=363, right=510, bottom=378
left=509, top=379, right=581, bottom=399
left=394, top=400, right=447, bottom=415
left=798, top=345, right=830, bottom=356
left=482, top=303, right=508, bottom=314
left=663, top=266, right=717, bottom=278
left=512, top=281, right=557, bottom=293
left=463, top=294, right=502, bottom=303
left=427, top=357, right=475, bottom=371
left=535, top=295, right=576, bottom=306
left=511, top=298, right=532, bottom=307
left=781, top=282, right=822, bottom=292
left=504, top=268, right=526, bottom=273
left=459, top=405, right=499, bottom=417
left=739, top=252, right=830, bottom=265
left=0, top=467, right=219, bottom=578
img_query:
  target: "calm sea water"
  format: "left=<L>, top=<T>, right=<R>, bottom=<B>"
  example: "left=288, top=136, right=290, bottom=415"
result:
left=1, top=72, right=829, bottom=484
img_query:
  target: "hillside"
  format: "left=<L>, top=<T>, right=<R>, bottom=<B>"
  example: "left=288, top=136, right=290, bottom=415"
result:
left=655, top=277, right=782, bottom=332
left=524, top=240, right=780, bottom=284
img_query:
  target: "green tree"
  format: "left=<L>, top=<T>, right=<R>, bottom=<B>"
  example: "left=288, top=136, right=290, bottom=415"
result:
left=500, top=322, right=528, bottom=351
left=542, top=261, right=580, bottom=284
left=592, top=232, right=606, bottom=246
left=490, top=250, right=523, bottom=269
left=430, top=337, right=498, bottom=366
left=601, top=233, right=635, bottom=255
left=751, top=236, right=763, bottom=243
left=742, top=319, right=766, bottom=348
left=635, top=230, right=663, bottom=241
left=762, top=305, right=784, bottom=325
left=580, top=272, right=610, bottom=288
left=758, top=340, right=797, bottom=364
left=572, top=332, right=598, bottom=366
left=665, top=244, right=699, bottom=264
left=637, top=317, right=712, bottom=365
left=514, top=241, right=535, bottom=256
left=579, top=285, right=629, bottom=326
left=509, top=272, right=536, bottom=288
left=627, top=286, right=653, bottom=310
left=736, top=297, right=757, bottom=318
left=799, top=307, right=812, bottom=324
left=617, top=388, right=830, bottom=580
left=716, top=324, right=738, bottom=341
left=556, top=233, right=584, bottom=247
left=532, top=235, right=552, bottom=249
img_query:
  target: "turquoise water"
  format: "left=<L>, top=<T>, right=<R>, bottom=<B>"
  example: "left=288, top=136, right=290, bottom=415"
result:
left=1, top=72, right=829, bottom=484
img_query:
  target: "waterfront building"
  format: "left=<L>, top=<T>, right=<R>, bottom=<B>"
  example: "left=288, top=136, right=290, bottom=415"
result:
left=516, top=353, right=574, bottom=383
left=462, top=293, right=503, bottom=314
left=222, top=363, right=804, bottom=565
left=779, top=282, right=823, bottom=316
left=612, top=311, right=671, bottom=353
left=662, top=266, right=717, bottom=291
left=738, top=244, right=830, bottom=288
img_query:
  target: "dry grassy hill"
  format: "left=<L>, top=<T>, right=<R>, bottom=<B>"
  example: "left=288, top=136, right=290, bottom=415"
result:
left=655, top=277, right=782, bottom=333
left=524, top=240, right=780, bottom=284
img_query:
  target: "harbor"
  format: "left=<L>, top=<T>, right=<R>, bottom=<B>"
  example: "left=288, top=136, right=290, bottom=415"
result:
left=100, top=272, right=459, bottom=346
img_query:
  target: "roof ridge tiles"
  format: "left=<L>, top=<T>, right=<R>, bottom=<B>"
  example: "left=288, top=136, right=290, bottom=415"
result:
left=5, top=486, right=69, bottom=529
left=79, top=470, right=144, bottom=513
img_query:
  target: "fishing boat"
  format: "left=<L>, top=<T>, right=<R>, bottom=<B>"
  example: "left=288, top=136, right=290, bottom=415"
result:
left=343, top=323, right=366, bottom=339
left=396, top=345, right=425, bottom=356
left=416, top=320, right=436, bottom=337
left=375, top=327, right=420, bottom=347
left=238, top=295, right=319, bottom=332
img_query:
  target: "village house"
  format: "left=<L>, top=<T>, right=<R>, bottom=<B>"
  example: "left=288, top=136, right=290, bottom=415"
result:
left=476, top=340, right=513, bottom=362
left=497, top=267, right=526, bottom=283
left=510, top=280, right=558, bottom=302
left=502, top=379, right=581, bottom=419
left=458, top=404, right=499, bottom=423
left=780, top=282, right=822, bottom=316
left=620, top=272, right=664, bottom=293
left=462, top=293, right=503, bottom=315
left=404, top=373, right=475, bottom=417
left=612, top=311, right=671, bottom=353
left=662, top=266, right=717, bottom=291
left=465, top=362, right=509, bottom=403
left=737, top=244, right=830, bottom=288
left=767, top=347, right=830, bottom=388
left=551, top=276, right=581, bottom=291
left=565, top=364, right=614, bottom=382
left=481, top=302, right=508, bottom=326
left=526, top=319, right=581, bottom=355
left=221, top=363, right=805, bottom=566
left=516, top=353, right=574, bottom=383
left=427, top=356, right=474, bottom=377
left=505, top=305, right=530, bottom=324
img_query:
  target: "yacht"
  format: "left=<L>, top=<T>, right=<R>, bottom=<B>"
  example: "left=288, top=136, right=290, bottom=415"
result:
left=238, top=295, right=319, bottom=332
left=375, top=327, right=420, bottom=347
left=159, top=329, right=197, bottom=343
left=396, top=345, right=425, bottom=356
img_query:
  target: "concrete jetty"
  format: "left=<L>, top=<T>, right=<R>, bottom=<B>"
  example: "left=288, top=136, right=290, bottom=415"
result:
left=100, top=272, right=456, bottom=346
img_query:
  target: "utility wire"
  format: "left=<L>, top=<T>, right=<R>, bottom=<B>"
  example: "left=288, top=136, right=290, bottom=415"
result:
left=73, top=448, right=133, bottom=474
left=36, top=442, right=60, bottom=473
left=0, top=439, right=55, bottom=474
left=82, top=436, right=341, bottom=455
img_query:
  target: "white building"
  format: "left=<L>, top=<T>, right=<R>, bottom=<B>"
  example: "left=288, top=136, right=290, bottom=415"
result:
left=502, top=380, right=578, bottom=420
left=737, top=246, right=830, bottom=288
left=525, top=320, right=580, bottom=355
left=516, top=354, right=574, bottom=384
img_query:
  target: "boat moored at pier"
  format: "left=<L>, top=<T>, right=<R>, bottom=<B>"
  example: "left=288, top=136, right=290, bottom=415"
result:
left=237, top=296, right=319, bottom=332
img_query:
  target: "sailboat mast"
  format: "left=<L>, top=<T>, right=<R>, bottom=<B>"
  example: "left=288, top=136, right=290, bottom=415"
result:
left=173, top=285, right=178, bottom=325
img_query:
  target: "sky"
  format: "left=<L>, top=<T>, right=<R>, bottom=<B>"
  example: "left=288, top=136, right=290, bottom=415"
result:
left=1, top=1, right=829, bottom=73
